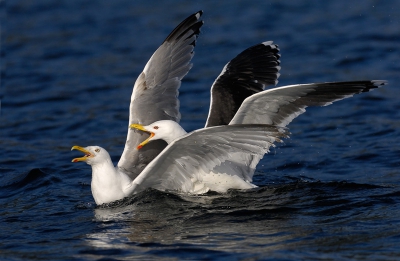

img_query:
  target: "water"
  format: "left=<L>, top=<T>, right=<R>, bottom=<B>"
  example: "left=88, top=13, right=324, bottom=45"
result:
left=1, top=0, right=400, bottom=260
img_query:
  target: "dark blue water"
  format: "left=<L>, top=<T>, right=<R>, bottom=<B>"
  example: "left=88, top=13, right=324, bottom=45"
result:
left=2, top=0, right=400, bottom=260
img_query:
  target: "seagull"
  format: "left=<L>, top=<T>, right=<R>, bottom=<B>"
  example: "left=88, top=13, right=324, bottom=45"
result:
left=72, top=80, right=386, bottom=205
left=71, top=11, right=387, bottom=205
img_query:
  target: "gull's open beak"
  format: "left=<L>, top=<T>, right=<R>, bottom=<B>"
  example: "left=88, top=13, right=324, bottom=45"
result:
left=71, top=145, right=93, bottom=162
left=129, top=124, right=155, bottom=150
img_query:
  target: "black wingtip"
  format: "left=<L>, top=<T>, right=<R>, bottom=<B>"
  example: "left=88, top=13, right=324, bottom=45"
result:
left=196, top=10, right=204, bottom=18
left=359, top=80, right=387, bottom=93
left=222, top=40, right=282, bottom=89
left=163, top=11, right=204, bottom=44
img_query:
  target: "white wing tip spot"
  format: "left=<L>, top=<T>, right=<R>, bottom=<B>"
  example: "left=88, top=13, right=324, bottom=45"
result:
left=262, top=41, right=273, bottom=46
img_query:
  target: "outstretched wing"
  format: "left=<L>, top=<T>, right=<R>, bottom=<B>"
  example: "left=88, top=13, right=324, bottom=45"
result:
left=205, top=41, right=281, bottom=127
left=230, top=80, right=387, bottom=126
left=129, top=125, right=288, bottom=194
left=118, top=11, right=204, bottom=179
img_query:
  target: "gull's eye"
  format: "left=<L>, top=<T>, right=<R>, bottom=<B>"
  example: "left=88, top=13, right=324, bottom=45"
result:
left=153, top=126, right=159, bottom=130
left=95, top=148, right=100, bottom=153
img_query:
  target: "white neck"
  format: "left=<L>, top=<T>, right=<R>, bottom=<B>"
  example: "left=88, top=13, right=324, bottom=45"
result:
left=90, top=159, right=132, bottom=205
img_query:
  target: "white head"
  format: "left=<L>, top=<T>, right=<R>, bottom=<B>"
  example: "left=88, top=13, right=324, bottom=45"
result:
left=71, top=145, right=112, bottom=166
left=71, top=145, right=131, bottom=205
left=129, top=120, right=187, bottom=149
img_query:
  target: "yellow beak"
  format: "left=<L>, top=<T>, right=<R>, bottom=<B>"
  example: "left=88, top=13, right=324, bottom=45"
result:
left=71, top=145, right=93, bottom=162
left=129, top=124, right=155, bottom=150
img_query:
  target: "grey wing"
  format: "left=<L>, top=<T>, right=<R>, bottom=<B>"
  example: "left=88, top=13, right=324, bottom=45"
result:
left=205, top=41, right=281, bottom=127
left=118, top=11, right=204, bottom=179
left=130, top=125, right=288, bottom=193
left=230, top=80, right=387, bottom=127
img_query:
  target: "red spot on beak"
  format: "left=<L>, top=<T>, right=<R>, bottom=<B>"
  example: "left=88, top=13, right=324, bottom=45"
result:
left=137, top=145, right=143, bottom=150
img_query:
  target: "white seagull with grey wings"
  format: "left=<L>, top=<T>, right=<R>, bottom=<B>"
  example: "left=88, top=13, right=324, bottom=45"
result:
left=71, top=11, right=387, bottom=205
